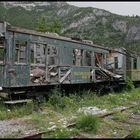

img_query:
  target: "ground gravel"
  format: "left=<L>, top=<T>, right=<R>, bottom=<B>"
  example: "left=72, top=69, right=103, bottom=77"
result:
left=0, top=118, right=39, bottom=138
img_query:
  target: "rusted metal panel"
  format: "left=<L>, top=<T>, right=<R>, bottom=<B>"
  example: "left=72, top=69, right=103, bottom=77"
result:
left=9, top=64, right=30, bottom=87
left=71, top=66, right=91, bottom=83
left=61, top=46, right=73, bottom=65
left=15, top=65, right=29, bottom=87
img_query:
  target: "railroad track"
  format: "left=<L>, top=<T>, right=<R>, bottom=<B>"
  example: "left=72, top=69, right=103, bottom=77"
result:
left=18, top=103, right=140, bottom=139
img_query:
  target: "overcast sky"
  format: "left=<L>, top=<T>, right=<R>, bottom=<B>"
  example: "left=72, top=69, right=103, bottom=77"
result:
left=67, top=2, right=140, bottom=16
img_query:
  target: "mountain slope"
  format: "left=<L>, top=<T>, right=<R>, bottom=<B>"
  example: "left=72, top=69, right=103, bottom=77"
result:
left=0, top=2, right=140, bottom=52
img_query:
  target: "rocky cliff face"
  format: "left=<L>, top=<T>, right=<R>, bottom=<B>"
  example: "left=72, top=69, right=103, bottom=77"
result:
left=0, top=1, right=140, bottom=52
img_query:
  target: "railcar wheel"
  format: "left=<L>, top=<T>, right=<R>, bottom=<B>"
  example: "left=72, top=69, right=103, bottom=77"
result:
left=109, top=86, right=114, bottom=93
left=96, top=86, right=104, bottom=94
left=35, top=95, right=46, bottom=103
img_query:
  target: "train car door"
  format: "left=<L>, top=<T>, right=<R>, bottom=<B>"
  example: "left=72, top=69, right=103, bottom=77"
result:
left=29, top=41, right=47, bottom=86
left=46, top=44, right=60, bottom=83
left=11, top=39, right=30, bottom=87
left=29, top=42, right=60, bottom=85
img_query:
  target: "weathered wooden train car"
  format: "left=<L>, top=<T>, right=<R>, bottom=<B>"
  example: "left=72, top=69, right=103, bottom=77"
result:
left=126, top=51, right=140, bottom=85
left=105, top=48, right=126, bottom=78
left=0, top=21, right=130, bottom=101
left=105, top=46, right=140, bottom=87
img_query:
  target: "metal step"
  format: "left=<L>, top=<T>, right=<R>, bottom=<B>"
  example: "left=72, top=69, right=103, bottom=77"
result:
left=4, top=99, right=32, bottom=104
left=13, top=91, right=26, bottom=94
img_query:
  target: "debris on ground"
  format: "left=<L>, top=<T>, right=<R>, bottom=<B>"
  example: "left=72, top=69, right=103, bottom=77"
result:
left=77, top=106, right=108, bottom=115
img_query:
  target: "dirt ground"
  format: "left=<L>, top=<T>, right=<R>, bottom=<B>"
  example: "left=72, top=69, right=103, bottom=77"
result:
left=0, top=105, right=140, bottom=138
left=0, top=116, right=40, bottom=138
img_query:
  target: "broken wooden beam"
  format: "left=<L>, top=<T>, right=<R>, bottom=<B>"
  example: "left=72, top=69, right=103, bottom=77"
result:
left=59, top=69, right=71, bottom=83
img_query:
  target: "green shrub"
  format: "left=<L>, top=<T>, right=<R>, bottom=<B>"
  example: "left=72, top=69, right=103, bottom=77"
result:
left=125, top=77, right=135, bottom=91
left=76, top=114, right=100, bottom=133
left=48, top=88, right=66, bottom=110
left=128, top=128, right=140, bottom=138
left=48, top=88, right=79, bottom=111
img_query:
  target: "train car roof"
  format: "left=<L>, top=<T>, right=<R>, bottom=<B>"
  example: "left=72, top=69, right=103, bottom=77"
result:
left=6, top=24, right=111, bottom=52
left=1, top=21, right=137, bottom=57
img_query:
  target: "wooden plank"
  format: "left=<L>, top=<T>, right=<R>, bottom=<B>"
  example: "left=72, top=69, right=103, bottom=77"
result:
left=33, top=43, right=36, bottom=64
left=59, top=69, right=71, bottom=83
left=45, top=44, right=48, bottom=81
left=97, top=64, right=122, bottom=79
left=0, top=45, right=4, bottom=48
left=95, top=53, right=101, bottom=66
left=30, top=63, right=45, bottom=67
left=4, top=99, right=32, bottom=104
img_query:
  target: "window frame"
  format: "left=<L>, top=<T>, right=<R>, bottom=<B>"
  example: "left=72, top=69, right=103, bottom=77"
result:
left=0, top=37, right=5, bottom=64
left=15, top=40, right=28, bottom=64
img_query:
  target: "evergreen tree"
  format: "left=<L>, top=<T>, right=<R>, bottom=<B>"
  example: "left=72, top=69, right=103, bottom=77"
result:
left=35, top=15, right=49, bottom=32
left=49, top=17, right=62, bottom=34
left=35, top=15, right=62, bottom=34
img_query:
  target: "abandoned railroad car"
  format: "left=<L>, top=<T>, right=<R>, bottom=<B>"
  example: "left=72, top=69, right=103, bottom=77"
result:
left=0, top=21, right=139, bottom=101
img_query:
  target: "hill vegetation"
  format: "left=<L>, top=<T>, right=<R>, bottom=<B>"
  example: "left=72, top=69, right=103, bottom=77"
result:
left=0, top=2, right=140, bottom=53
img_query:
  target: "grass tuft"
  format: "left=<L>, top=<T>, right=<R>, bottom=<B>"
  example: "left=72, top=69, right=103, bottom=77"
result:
left=0, top=101, right=33, bottom=120
left=128, top=128, right=140, bottom=138
left=75, top=114, right=101, bottom=133
left=42, top=128, right=79, bottom=138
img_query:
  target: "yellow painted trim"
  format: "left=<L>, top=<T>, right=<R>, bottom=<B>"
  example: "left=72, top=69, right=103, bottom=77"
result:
left=127, top=69, right=140, bottom=72
left=73, top=72, right=90, bottom=79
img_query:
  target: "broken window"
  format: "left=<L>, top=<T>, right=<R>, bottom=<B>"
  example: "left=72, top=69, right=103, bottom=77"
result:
left=95, top=52, right=103, bottom=67
left=30, top=43, right=46, bottom=84
left=84, top=50, right=92, bottom=66
left=114, top=57, right=118, bottom=69
left=133, top=58, right=137, bottom=69
left=0, top=48, right=4, bottom=63
left=47, top=45, right=58, bottom=66
left=15, top=40, right=27, bottom=63
left=30, top=43, right=46, bottom=65
left=108, top=50, right=113, bottom=57
left=73, top=49, right=83, bottom=66
left=0, top=37, right=4, bottom=63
